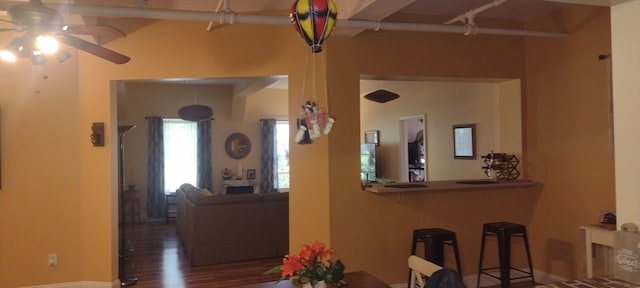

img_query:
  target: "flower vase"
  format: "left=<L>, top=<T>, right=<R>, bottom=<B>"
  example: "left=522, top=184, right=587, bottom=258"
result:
left=302, top=280, right=327, bottom=288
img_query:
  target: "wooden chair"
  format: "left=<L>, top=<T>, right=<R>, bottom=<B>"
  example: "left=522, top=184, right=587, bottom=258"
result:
left=408, top=255, right=443, bottom=288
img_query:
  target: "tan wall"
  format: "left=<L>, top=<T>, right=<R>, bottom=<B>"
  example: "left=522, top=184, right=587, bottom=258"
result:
left=0, top=45, right=84, bottom=287
left=523, top=5, right=614, bottom=279
left=0, top=4, right=617, bottom=287
left=325, top=5, right=613, bottom=284
left=324, top=27, right=532, bottom=284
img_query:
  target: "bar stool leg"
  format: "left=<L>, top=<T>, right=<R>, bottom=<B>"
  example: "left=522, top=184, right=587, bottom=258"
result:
left=522, top=230, right=536, bottom=286
left=408, top=233, right=420, bottom=287
left=451, top=237, right=463, bottom=276
left=497, top=230, right=511, bottom=288
left=476, top=230, right=487, bottom=288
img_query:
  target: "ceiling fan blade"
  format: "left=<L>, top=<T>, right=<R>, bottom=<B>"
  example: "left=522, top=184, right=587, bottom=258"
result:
left=59, top=34, right=130, bottom=64
left=63, top=25, right=126, bottom=38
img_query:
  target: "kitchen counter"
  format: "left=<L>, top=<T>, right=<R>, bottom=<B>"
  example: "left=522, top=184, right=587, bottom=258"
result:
left=365, top=179, right=541, bottom=194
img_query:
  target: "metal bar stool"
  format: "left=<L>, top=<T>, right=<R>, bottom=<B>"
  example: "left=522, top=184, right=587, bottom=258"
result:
left=408, top=228, right=462, bottom=288
left=476, top=222, right=535, bottom=288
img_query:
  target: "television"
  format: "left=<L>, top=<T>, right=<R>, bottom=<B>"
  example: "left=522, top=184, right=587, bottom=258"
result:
left=360, top=144, right=376, bottom=182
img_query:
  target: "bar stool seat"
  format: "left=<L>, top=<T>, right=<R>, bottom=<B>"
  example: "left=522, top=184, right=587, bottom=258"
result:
left=477, top=222, right=535, bottom=288
left=408, top=228, right=462, bottom=288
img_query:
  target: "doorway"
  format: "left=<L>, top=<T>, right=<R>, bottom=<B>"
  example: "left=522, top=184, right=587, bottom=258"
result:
left=399, top=114, right=426, bottom=182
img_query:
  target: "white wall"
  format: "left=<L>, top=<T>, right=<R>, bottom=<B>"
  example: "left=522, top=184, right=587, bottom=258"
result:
left=497, top=79, right=523, bottom=160
left=612, top=0, right=640, bottom=228
left=360, top=79, right=522, bottom=181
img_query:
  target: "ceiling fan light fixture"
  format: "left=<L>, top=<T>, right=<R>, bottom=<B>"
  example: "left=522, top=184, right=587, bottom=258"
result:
left=364, top=89, right=400, bottom=103
left=35, top=35, right=59, bottom=55
left=0, top=37, right=25, bottom=63
left=31, top=50, right=46, bottom=65
left=178, top=105, right=213, bottom=121
left=55, top=49, right=71, bottom=63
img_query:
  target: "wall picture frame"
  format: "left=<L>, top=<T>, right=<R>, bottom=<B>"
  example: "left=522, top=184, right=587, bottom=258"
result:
left=364, top=130, right=380, bottom=146
left=246, top=169, right=256, bottom=180
left=453, top=124, right=476, bottom=159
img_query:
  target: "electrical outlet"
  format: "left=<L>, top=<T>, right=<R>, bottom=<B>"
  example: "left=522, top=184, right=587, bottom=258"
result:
left=48, top=254, right=57, bottom=266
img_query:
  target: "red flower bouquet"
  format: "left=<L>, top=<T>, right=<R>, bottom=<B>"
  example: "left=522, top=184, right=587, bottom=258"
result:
left=266, top=241, right=346, bottom=287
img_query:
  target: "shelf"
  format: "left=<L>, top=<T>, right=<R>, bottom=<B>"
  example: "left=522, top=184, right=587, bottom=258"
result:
left=366, top=179, right=541, bottom=194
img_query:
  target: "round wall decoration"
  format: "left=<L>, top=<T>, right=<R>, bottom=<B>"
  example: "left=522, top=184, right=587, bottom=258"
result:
left=225, top=133, right=251, bottom=159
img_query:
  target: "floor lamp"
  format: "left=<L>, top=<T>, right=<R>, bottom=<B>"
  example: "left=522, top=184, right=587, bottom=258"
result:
left=118, top=125, right=138, bottom=286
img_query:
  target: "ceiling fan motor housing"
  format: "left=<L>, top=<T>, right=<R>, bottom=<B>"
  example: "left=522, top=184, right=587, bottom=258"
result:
left=3, top=0, right=131, bottom=64
left=8, top=2, right=62, bottom=31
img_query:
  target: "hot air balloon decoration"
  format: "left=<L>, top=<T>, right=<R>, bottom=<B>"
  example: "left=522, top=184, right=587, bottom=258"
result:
left=290, top=0, right=338, bottom=53
left=294, top=101, right=335, bottom=144
left=290, top=0, right=337, bottom=144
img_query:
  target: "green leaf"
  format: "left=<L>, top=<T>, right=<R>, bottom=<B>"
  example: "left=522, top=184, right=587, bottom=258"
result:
left=263, top=265, right=282, bottom=275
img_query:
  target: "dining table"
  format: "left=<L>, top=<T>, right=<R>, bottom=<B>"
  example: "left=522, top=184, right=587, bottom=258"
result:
left=238, top=271, right=390, bottom=288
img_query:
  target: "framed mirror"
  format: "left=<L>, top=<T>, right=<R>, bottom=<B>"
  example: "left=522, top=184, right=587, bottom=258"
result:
left=225, top=133, right=251, bottom=159
left=453, top=124, right=476, bottom=159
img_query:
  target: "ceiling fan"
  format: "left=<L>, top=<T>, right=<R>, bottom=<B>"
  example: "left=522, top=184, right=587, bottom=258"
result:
left=0, top=0, right=130, bottom=64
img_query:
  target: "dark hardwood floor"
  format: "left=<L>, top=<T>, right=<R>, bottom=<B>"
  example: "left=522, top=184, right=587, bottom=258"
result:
left=123, top=220, right=282, bottom=288
left=124, top=220, right=536, bottom=288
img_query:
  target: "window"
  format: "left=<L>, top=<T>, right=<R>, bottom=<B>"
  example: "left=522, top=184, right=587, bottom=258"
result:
left=275, top=121, right=290, bottom=190
left=163, top=119, right=197, bottom=193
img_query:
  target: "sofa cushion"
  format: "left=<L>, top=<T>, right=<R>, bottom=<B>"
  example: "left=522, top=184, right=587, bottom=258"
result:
left=199, top=188, right=213, bottom=196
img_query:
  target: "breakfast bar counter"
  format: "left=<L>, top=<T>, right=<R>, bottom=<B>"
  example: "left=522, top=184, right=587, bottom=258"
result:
left=366, top=179, right=541, bottom=194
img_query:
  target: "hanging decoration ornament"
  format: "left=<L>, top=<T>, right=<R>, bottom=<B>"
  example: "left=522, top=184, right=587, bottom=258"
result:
left=294, top=101, right=335, bottom=144
left=290, top=0, right=338, bottom=144
left=290, top=0, right=338, bottom=53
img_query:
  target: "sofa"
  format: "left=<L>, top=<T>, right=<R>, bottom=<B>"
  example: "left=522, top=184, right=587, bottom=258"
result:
left=175, top=183, right=289, bottom=266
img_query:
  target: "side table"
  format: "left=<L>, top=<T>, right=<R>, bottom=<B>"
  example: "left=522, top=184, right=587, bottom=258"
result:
left=580, top=224, right=616, bottom=277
